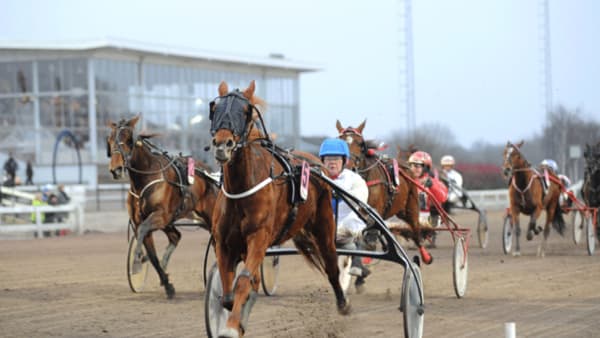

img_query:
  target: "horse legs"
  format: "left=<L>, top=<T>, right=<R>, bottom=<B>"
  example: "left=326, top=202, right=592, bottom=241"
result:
left=135, top=213, right=175, bottom=299
left=512, top=213, right=522, bottom=256
left=538, top=209, right=555, bottom=257
left=526, top=207, right=543, bottom=241
left=222, top=230, right=269, bottom=338
left=312, top=207, right=352, bottom=315
left=160, top=226, right=181, bottom=271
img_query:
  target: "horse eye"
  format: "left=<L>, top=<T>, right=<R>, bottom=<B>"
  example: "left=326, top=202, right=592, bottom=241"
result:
left=226, top=140, right=234, bottom=147
left=212, top=139, right=217, bottom=146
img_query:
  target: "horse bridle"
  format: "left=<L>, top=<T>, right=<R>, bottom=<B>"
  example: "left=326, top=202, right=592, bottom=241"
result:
left=108, top=123, right=135, bottom=169
left=209, top=90, right=269, bottom=150
left=108, top=123, right=178, bottom=175
left=340, top=128, right=368, bottom=170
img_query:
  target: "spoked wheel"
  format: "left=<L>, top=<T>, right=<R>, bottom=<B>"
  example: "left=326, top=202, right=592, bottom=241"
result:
left=502, top=215, right=513, bottom=255
left=202, top=236, right=216, bottom=288
left=477, top=210, right=489, bottom=249
left=127, top=235, right=149, bottom=293
left=338, top=255, right=353, bottom=294
left=260, top=254, right=280, bottom=296
left=586, top=215, right=596, bottom=256
left=572, top=211, right=584, bottom=245
left=452, top=237, right=468, bottom=298
left=205, top=263, right=230, bottom=338
left=402, top=261, right=424, bottom=338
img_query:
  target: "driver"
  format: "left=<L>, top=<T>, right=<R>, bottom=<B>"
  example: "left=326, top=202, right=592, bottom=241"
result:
left=319, top=138, right=371, bottom=290
left=440, top=155, right=466, bottom=207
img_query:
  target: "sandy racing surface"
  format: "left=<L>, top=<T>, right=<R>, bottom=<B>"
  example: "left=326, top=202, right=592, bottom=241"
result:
left=1, top=209, right=600, bottom=337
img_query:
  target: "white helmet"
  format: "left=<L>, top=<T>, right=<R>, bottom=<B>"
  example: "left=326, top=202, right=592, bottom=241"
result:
left=440, top=155, right=455, bottom=166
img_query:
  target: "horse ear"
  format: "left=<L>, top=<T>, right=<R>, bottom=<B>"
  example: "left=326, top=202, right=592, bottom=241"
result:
left=107, top=120, right=117, bottom=129
left=218, top=81, right=229, bottom=96
left=128, top=114, right=141, bottom=128
left=517, top=140, right=524, bottom=148
left=243, top=80, right=256, bottom=99
left=357, top=120, right=366, bottom=133
left=336, top=120, right=344, bottom=133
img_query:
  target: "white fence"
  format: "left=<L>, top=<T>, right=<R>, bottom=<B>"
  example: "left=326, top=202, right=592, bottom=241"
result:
left=0, top=185, right=86, bottom=238
left=0, top=204, right=85, bottom=237
left=88, top=183, right=512, bottom=211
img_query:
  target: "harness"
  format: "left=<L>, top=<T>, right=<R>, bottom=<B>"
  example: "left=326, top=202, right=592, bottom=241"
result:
left=210, top=91, right=312, bottom=246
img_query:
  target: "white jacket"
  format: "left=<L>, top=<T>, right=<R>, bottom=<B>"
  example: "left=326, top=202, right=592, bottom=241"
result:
left=332, top=169, right=369, bottom=236
left=444, top=169, right=464, bottom=204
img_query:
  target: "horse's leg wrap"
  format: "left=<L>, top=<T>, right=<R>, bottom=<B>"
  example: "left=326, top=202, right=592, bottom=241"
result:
left=222, top=292, right=234, bottom=311
left=234, top=269, right=257, bottom=334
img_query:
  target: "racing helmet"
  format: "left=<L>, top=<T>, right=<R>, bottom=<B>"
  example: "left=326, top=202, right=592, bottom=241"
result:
left=540, top=159, right=558, bottom=173
left=408, top=150, right=432, bottom=168
left=319, top=138, right=350, bottom=161
left=440, top=155, right=455, bottom=166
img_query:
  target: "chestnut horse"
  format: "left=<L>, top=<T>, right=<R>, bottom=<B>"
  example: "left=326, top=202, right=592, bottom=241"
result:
left=336, top=120, right=432, bottom=264
left=210, top=81, right=349, bottom=337
left=107, top=116, right=219, bottom=298
left=502, top=141, right=565, bottom=256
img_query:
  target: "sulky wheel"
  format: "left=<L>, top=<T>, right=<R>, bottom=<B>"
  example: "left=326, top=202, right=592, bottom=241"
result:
left=401, top=261, right=424, bottom=338
left=502, top=215, right=513, bottom=255
left=260, top=254, right=280, bottom=296
left=572, top=211, right=584, bottom=245
left=205, top=263, right=230, bottom=338
left=452, top=237, right=468, bottom=298
left=586, top=214, right=596, bottom=256
left=127, top=235, right=149, bottom=293
left=202, top=236, right=217, bottom=288
left=477, top=210, right=489, bottom=249
left=338, top=255, right=353, bottom=294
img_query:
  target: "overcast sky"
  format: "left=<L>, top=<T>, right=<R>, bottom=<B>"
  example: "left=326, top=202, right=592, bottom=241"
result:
left=1, top=0, right=598, bottom=147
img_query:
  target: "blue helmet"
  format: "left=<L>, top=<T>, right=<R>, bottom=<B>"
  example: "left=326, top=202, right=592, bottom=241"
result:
left=319, top=138, right=350, bottom=159
left=540, top=159, right=558, bottom=173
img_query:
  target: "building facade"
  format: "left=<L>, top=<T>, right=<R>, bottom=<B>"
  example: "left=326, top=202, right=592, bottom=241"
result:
left=0, top=38, right=318, bottom=186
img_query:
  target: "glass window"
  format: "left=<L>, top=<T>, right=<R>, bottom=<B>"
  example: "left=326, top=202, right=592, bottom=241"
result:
left=0, top=97, right=34, bottom=127
left=0, top=61, right=33, bottom=94
left=94, top=58, right=137, bottom=93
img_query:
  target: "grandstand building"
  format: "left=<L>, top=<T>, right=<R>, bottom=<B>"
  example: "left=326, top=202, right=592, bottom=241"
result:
left=0, top=38, right=318, bottom=186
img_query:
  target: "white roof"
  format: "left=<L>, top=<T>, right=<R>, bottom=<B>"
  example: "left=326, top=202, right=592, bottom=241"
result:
left=0, top=37, right=321, bottom=72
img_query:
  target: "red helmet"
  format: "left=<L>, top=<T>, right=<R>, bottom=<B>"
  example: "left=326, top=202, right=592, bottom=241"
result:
left=408, top=151, right=432, bottom=168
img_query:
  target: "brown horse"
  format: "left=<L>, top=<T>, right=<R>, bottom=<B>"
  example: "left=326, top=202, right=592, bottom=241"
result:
left=210, top=81, right=349, bottom=337
left=107, top=115, right=219, bottom=298
left=336, top=120, right=432, bottom=264
left=502, top=141, right=565, bottom=256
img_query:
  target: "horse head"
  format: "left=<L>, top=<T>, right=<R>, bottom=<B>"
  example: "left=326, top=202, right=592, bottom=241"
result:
left=106, top=115, right=141, bottom=179
left=209, top=80, right=265, bottom=164
left=502, top=140, right=527, bottom=179
left=584, top=142, right=600, bottom=183
left=336, top=119, right=367, bottom=170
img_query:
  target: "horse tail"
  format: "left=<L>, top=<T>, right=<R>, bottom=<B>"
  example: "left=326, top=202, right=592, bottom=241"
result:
left=292, top=236, right=326, bottom=274
left=552, top=202, right=566, bottom=236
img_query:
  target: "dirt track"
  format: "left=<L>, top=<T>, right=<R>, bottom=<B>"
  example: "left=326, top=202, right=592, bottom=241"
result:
left=1, top=210, right=600, bottom=337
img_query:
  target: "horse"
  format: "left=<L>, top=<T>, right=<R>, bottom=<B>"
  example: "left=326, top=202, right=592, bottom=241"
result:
left=502, top=140, right=565, bottom=256
left=583, top=142, right=600, bottom=209
left=209, top=80, right=349, bottom=337
left=336, top=120, right=433, bottom=264
left=106, top=115, right=219, bottom=298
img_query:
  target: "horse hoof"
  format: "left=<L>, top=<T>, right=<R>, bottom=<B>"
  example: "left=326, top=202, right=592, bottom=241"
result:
left=355, top=283, right=366, bottom=295
left=218, top=327, right=240, bottom=338
left=535, top=226, right=542, bottom=234
left=337, top=298, right=352, bottom=315
left=526, top=232, right=533, bottom=241
left=165, top=284, right=176, bottom=299
left=418, top=247, right=433, bottom=265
